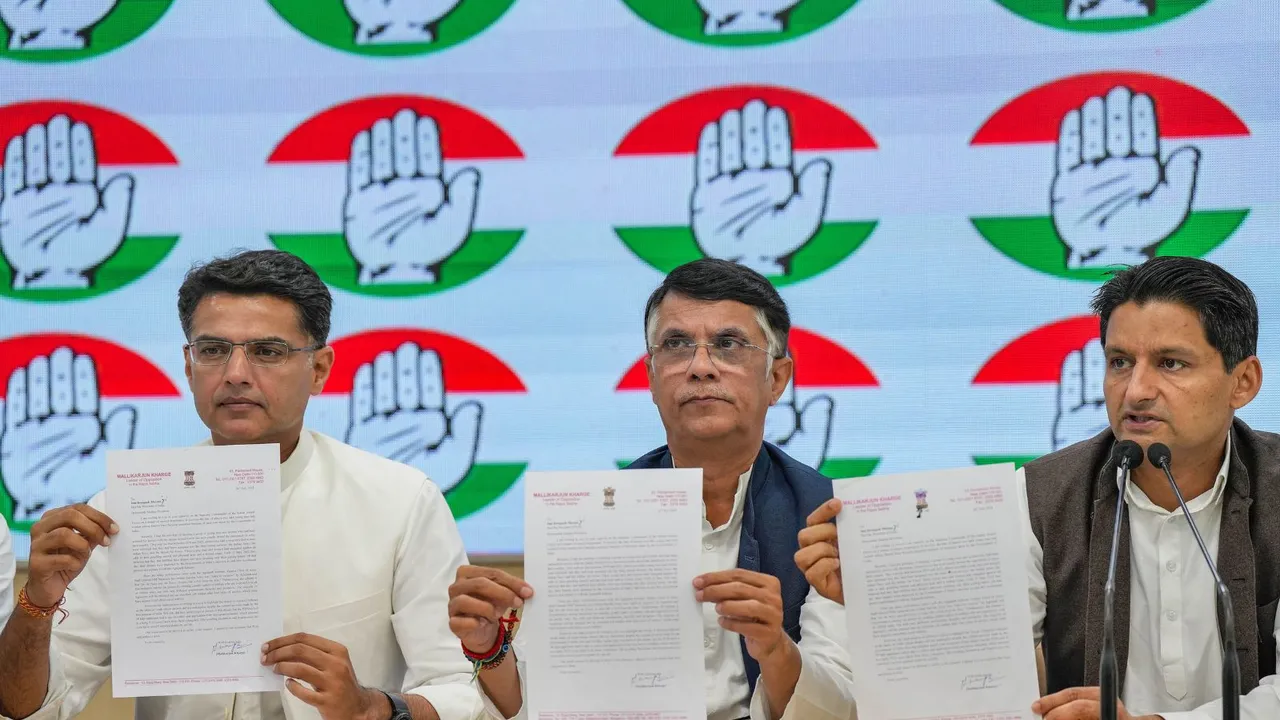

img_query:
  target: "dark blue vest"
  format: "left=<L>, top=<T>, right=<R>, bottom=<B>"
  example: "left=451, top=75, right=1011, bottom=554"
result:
left=625, top=441, right=834, bottom=694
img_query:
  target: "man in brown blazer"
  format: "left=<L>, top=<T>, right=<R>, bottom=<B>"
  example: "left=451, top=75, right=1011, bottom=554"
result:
left=798, top=257, right=1280, bottom=720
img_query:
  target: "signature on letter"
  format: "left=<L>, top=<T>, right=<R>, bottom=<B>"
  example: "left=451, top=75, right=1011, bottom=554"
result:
left=960, top=673, right=1004, bottom=691
left=212, top=641, right=251, bottom=656
left=631, top=672, right=673, bottom=688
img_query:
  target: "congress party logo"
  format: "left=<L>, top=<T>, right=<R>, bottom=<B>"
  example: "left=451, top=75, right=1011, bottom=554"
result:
left=0, top=0, right=173, bottom=63
left=622, top=0, right=859, bottom=47
left=615, top=328, right=880, bottom=478
left=614, top=85, right=877, bottom=286
left=321, top=329, right=527, bottom=518
left=0, top=100, right=179, bottom=302
left=996, top=0, right=1212, bottom=32
left=268, top=0, right=515, bottom=57
left=267, top=95, right=524, bottom=298
left=0, top=333, right=180, bottom=531
left=970, top=71, right=1249, bottom=281
left=971, top=316, right=1104, bottom=467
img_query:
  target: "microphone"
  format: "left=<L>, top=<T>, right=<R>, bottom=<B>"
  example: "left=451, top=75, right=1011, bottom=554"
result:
left=1101, top=440, right=1143, bottom=720
left=1147, top=443, right=1240, bottom=720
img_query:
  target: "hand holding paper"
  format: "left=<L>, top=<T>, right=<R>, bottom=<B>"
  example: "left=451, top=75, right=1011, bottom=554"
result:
left=696, top=568, right=790, bottom=661
left=25, top=503, right=118, bottom=608
left=261, top=633, right=384, bottom=720
left=448, top=565, right=533, bottom=653
left=795, top=497, right=844, bottom=605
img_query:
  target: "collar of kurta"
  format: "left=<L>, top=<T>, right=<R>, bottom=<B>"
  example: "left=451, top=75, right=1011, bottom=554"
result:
left=279, top=429, right=315, bottom=492
left=1121, top=433, right=1232, bottom=514
left=197, top=429, right=315, bottom=493
left=670, top=456, right=754, bottom=530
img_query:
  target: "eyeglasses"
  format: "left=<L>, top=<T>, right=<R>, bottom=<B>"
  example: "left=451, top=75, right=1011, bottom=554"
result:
left=648, top=337, right=774, bottom=368
left=185, top=340, right=323, bottom=367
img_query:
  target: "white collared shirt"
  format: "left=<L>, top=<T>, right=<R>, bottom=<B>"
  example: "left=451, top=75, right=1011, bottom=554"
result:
left=1019, top=436, right=1280, bottom=719
left=480, top=464, right=857, bottom=720
left=4, top=429, right=482, bottom=720
left=0, top=521, right=13, bottom=630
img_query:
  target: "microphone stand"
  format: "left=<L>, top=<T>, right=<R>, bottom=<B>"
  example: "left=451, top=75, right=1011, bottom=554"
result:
left=1100, top=457, right=1132, bottom=720
left=1156, top=457, right=1240, bottom=720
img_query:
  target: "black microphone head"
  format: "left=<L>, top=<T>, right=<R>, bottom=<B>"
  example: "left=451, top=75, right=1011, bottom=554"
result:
left=1112, top=440, right=1144, bottom=470
left=1147, top=442, right=1172, bottom=469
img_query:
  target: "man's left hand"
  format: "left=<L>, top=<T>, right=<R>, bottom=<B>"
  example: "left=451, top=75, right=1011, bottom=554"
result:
left=262, top=633, right=386, bottom=720
left=695, top=569, right=791, bottom=662
left=1033, top=686, right=1160, bottom=720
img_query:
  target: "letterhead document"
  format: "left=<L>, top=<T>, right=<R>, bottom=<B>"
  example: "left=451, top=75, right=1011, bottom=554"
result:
left=834, top=463, right=1039, bottom=720
left=521, top=468, right=706, bottom=720
left=106, top=444, right=284, bottom=698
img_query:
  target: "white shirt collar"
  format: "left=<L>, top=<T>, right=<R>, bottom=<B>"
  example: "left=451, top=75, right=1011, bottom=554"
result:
left=196, top=428, right=314, bottom=493
left=280, top=429, right=315, bottom=493
left=704, top=465, right=752, bottom=534
left=670, top=457, right=753, bottom=533
left=1124, top=433, right=1232, bottom=515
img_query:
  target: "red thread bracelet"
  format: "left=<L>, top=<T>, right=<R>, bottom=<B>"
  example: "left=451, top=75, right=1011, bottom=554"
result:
left=17, top=587, right=69, bottom=625
left=464, top=610, right=519, bottom=670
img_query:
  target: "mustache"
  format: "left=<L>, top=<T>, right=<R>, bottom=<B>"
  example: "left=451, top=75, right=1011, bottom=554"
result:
left=216, top=395, right=262, bottom=405
left=677, top=388, right=732, bottom=404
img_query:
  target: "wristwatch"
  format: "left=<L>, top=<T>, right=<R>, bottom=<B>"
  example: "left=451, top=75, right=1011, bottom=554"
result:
left=381, top=690, right=412, bottom=720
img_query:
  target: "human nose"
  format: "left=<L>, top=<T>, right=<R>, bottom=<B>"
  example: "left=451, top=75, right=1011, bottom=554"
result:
left=222, top=345, right=254, bottom=382
left=1124, top=359, right=1160, bottom=406
left=686, top=343, right=719, bottom=378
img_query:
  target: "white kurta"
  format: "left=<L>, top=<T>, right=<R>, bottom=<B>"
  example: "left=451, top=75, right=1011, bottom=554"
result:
left=3, top=429, right=482, bottom=720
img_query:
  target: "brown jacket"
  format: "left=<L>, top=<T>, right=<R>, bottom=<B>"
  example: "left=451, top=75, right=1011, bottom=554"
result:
left=1023, top=418, right=1280, bottom=694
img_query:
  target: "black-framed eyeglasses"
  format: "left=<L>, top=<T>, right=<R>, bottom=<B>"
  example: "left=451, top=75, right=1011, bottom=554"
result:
left=648, top=336, right=774, bottom=368
left=185, top=339, right=323, bottom=367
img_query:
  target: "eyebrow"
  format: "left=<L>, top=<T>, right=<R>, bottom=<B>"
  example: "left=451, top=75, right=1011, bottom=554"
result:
left=1106, top=345, right=1198, bottom=357
left=191, top=334, right=292, bottom=344
left=660, top=326, right=752, bottom=340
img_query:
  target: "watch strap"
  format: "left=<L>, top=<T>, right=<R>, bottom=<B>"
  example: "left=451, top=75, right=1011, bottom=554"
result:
left=381, top=690, right=412, bottom=719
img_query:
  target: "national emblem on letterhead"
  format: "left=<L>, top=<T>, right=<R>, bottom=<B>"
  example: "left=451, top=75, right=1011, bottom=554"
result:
left=914, top=489, right=928, bottom=518
left=603, top=486, right=616, bottom=508
left=184, top=470, right=195, bottom=488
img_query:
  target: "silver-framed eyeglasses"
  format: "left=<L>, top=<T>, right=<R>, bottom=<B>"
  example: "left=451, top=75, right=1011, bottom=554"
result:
left=185, top=339, right=323, bottom=367
left=648, top=336, right=773, bottom=368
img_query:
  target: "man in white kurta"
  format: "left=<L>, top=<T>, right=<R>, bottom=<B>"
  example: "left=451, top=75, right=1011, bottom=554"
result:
left=3, top=429, right=479, bottom=720
left=0, top=250, right=481, bottom=720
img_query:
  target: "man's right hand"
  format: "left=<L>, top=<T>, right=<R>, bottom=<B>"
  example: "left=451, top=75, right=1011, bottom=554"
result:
left=795, top=498, right=844, bottom=605
left=25, top=502, right=117, bottom=608
left=447, top=566, right=533, bottom=654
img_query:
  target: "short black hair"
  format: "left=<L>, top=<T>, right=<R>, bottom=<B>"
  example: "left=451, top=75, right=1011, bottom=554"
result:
left=643, top=258, right=790, bottom=356
left=177, top=249, right=332, bottom=345
left=1091, top=256, right=1258, bottom=370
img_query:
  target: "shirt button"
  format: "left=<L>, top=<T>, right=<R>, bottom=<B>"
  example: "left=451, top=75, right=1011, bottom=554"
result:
left=1167, top=610, right=1178, bottom=621
left=703, top=542, right=714, bottom=551
left=1167, top=560, right=1178, bottom=573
